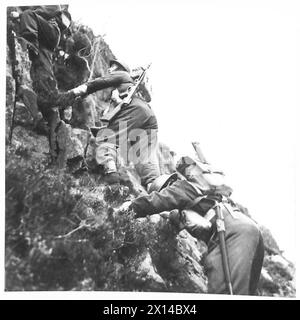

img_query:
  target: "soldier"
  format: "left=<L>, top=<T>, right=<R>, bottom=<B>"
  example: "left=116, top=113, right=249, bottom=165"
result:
left=126, top=158, right=265, bottom=295
left=71, top=59, right=161, bottom=187
left=15, top=5, right=77, bottom=161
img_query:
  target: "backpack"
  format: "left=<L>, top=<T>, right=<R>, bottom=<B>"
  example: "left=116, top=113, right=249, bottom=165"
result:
left=176, top=156, right=233, bottom=198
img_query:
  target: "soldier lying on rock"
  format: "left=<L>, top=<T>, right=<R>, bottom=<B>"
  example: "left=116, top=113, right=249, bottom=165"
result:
left=121, top=157, right=265, bottom=295
left=70, top=59, right=161, bottom=188
left=11, top=5, right=78, bottom=162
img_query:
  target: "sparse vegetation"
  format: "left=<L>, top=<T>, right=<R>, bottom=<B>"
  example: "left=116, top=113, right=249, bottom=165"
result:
left=5, top=6, right=295, bottom=296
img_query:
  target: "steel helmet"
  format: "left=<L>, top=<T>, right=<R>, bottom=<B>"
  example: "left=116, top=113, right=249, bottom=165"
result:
left=109, top=59, right=131, bottom=73
left=176, top=156, right=196, bottom=175
left=148, top=173, right=178, bottom=193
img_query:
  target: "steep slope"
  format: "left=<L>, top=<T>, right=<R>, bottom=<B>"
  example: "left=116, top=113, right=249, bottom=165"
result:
left=5, top=7, right=295, bottom=297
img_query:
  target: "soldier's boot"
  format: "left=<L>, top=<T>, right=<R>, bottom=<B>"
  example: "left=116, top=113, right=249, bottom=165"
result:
left=95, top=143, right=122, bottom=185
left=102, top=160, right=120, bottom=185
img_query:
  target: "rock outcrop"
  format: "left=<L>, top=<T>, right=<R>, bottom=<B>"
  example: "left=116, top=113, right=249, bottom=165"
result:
left=5, top=6, right=295, bottom=297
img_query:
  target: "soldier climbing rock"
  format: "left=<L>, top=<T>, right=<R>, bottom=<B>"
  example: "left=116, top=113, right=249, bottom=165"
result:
left=12, top=5, right=78, bottom=163
left=70, top=59, right=161, bottom=188
left=124, top=157, right=265, bottom=295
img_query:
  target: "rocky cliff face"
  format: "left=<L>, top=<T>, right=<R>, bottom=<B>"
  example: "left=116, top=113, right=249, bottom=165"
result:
left=5, top=7, right=295, bottom=297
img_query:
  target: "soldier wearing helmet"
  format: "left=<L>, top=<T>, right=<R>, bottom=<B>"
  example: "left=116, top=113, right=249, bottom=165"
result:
left=147, top=173, right=178, bottom=193
left=126, top=158, right=264, bottom=296
left=71, top=59, right=160, bottom=187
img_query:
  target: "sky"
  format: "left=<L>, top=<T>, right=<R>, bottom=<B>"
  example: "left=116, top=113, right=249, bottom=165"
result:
left=0, top=0, right=299, bottom=299
left=68, top=0, right=299, bottom=263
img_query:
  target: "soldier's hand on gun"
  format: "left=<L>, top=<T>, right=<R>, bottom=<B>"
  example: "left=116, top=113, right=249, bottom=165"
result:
left=71, top=84, right=88, bottom=97
left=130, top=67, right=143, bottom=80
left=111, top=89, right=122, bottom=104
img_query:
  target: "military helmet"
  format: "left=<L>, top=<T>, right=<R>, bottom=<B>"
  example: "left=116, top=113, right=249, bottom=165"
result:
left=176, top=156, right=196, bottom=175
left=109, top=59, right=131, bottom=73
left=148, top=173, right=178, bottom=193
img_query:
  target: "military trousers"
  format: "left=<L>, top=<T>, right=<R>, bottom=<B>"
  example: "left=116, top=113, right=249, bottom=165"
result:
left=95, top=104, right=160, bottom=187
left=20, top=9, right=60, bottom=52
left=95, top=127, right=160, bottom=187
left=203, top=206, right=264, bottom=295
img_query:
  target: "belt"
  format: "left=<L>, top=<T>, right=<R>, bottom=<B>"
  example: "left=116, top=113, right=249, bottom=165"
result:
left=204, top=201, right=239, bottom=221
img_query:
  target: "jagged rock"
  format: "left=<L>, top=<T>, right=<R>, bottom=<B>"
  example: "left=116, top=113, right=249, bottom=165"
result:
left=5, top=7, right=296, bottom=297
left=6, top=45, right=15, bottom=117
left=127, top=249, right=167, bottom=291
left=56, top=123, right=90, bottom=164
left=171, top=230, right=208, bottom=293
left=259, top=225, right=281, bottom=255
left=146, top=215, right=208, bottom=293
left=71, top=96, right=97, bottom=129
left=266, top=255, right=294, bottom=280
left=259, top=268, right=279, bottom=293
left=14, top=101, right=34, bottom=125
left=120, top=168, right=148, bottom=196
left=10, top=125, right=49, bottom=163
left=259, top=253, right=296, bottom=297
left=270, top=255, right=292, bottom=272
left=13, top=38, right=32, bottom=87
left=6, top=31, right=36, bottom=139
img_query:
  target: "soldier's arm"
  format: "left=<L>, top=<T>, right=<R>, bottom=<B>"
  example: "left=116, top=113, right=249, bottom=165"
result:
left=52, top=71, right=131, bottom=108
left=131, top=180, right=199, bottom=217
left=54, top=90, right=77, bottom=109
left=69, top=71, right=133, bottom=98
left=85, top=72, right=133, bottom=95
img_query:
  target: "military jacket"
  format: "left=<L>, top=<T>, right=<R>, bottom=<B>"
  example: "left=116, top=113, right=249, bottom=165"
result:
left=131, top=180, right=214, bottom=217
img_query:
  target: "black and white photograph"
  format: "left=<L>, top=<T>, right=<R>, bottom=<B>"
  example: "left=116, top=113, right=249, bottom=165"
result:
left=2, top=0, right=298, bottom=299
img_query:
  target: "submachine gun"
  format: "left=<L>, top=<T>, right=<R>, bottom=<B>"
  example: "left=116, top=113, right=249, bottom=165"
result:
left=90, top=63, right=152, bottom=138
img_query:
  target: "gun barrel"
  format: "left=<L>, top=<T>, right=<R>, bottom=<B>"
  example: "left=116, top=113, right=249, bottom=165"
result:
left=192, top=141, right=208, bottom=164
